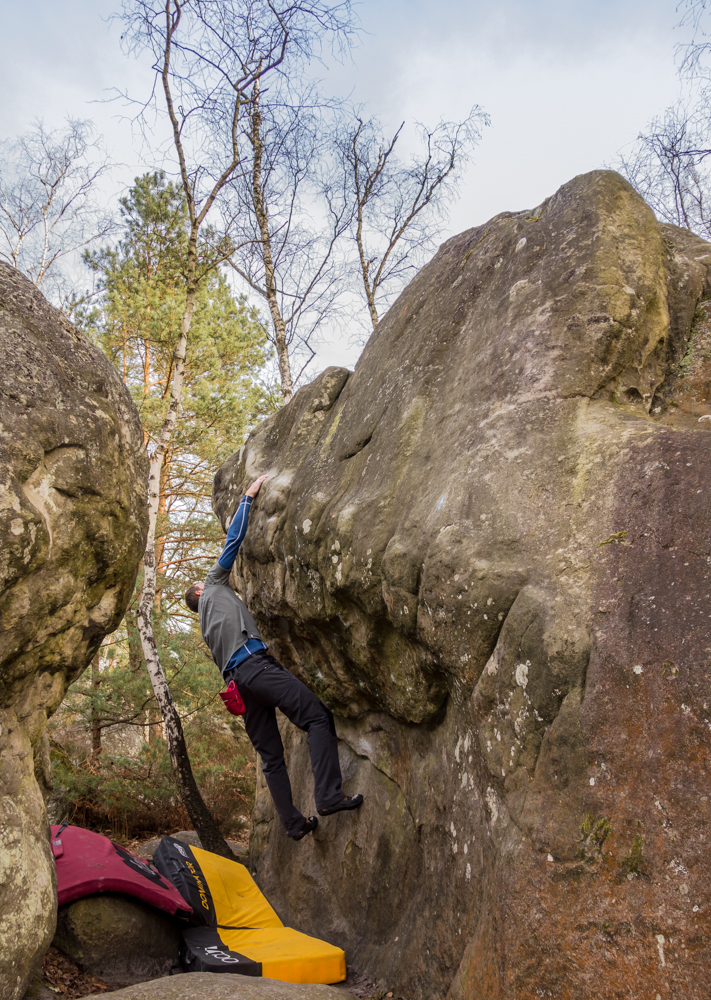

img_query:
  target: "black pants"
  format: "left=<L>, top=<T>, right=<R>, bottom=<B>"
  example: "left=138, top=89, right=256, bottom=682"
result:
left=225, top=650, right=343, bottom=837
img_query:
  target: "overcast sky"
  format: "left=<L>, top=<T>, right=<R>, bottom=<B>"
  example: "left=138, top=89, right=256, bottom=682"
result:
left=0, top=0, right=688, bottom=370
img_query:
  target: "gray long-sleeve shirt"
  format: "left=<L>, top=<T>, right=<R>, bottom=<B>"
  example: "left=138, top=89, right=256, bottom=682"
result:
left=198, top=495, right=264, bottom=674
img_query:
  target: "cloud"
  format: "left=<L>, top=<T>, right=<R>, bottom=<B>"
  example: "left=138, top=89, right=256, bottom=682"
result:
left=0, top=0, right=689, bottom=374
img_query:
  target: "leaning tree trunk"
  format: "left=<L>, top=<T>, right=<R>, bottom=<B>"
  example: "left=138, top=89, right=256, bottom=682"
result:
left=136, top=252, right=235, bottom=861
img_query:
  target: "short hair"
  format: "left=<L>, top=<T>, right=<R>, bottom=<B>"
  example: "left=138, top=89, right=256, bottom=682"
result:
left=185, top=582, right=202, bottom=613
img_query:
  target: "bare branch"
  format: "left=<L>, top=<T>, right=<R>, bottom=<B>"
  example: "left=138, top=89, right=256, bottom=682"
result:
left=334, top=106, right=490, bottom=330
left=0, top=118, right=115, bottom=304
left=225, top=74, right=353, bottom=401
left=614, top=98, right=711, bottom=240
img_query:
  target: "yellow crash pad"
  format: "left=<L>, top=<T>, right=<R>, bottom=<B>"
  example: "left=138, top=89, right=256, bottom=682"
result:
left=154, top=837, right=345, bottom=985
left=217, top=926, right=346, bottom=984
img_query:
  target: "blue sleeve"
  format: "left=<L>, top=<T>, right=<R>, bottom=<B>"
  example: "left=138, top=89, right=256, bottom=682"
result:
left=217, top=495, right=253, bottom=571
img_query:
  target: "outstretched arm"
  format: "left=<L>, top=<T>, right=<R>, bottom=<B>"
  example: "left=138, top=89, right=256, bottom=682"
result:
left=217, top=475, right=269, bottom=572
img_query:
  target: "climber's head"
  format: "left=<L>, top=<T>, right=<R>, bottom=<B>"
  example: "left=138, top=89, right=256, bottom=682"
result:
left=184, top=581, right=204, bottom=613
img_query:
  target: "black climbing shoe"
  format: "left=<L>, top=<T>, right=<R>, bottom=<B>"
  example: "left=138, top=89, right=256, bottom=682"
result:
left=318, top=794, right=364, bottom=817
left=290, top=816, right=318, bottom=841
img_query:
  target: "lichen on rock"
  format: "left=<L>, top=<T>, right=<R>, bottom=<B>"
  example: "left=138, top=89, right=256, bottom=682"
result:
left=0, top=263, right=148, bottom=1000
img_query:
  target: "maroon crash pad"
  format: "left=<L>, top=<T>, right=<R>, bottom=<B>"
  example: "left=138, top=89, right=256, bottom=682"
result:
left=51, top=824, right=192, bottom=918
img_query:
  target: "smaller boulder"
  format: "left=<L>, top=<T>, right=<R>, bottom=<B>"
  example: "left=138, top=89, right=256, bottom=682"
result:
left=85, top=971, right=348, bottom=999
left=53, top=894, right=182, bottom=985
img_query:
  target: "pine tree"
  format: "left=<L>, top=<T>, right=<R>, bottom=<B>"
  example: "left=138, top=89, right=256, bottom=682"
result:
left=49, top=173, right=270, bottom=839
left=84, top=172, right=271, bottom=617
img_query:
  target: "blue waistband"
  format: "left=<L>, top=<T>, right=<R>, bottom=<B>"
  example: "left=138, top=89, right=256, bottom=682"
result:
left=224, top=637, right=267, bottom=676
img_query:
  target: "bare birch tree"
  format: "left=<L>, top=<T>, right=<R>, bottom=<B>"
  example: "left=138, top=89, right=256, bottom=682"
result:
left=335, top=108, right=489, bottom=330
left=117, top=0, right=354, bottom=857
left=228, top=77, right=350, bottom=402
left=0, top=118, right=114, bottom=305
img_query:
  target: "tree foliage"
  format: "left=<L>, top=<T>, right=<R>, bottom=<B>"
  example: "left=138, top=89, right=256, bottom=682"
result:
left=84, top=172, right=272, bottom=611
left=49, top=605, right=256, bottom=840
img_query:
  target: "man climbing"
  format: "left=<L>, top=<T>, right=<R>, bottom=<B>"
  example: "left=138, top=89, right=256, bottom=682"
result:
left=185, top=474, right=362, bottom=841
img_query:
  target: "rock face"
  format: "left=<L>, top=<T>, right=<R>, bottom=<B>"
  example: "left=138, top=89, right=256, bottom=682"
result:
left=0, top=264, right=148, bottom=1000
left=213, top=172, right=711, bottom=999
left=54, top=895, right=181, bottom=984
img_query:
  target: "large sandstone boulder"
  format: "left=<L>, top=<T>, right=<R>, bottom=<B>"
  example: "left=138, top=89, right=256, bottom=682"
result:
left=0, top=264, right=148, bottom=1000
left=213, top=171, right=711, bottom=999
